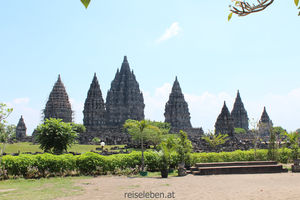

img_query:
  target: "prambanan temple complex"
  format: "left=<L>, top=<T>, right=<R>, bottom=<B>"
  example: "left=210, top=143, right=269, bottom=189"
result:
left=17, top=56, right=275, bottom=151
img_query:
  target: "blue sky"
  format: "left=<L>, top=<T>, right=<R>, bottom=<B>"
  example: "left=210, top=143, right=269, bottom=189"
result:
left=1, top=1, right=300, bottom=134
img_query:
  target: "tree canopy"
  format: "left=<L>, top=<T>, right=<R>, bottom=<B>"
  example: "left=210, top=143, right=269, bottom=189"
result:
left=0, top=103, right=14, bottom=156
left=35, top=118, right=78, bottom=154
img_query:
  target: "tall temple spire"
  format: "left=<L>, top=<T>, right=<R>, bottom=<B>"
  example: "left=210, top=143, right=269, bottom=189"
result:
left=16, top=115, right=27, bottom=140
left=44, top=75, right=72, bottom=122
left=258, top=106, right=273, bottom=136
left=231, top=90, right=249, bottom=130
left=215, top=101, right=234, bottom=137
left=106, top=56, right=145, bottom=127
left=164, top=77, right=192, bottom=130
left=83, top=73, right=106, bottom=131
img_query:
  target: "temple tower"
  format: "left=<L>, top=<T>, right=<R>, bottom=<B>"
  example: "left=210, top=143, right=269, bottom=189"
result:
left=231, top=90, right=249, bottom=130
left=105, top=56, right=145, bottom=127
left=164, top=77, right=192, bottom=130
left=16, top=115, right=26, bottom=140
left=83, top=73, right=106, bottom=131
left=258, top=106, right=273, bottom=136
left=44, top=75, right=72, bottom=122
left=215, top=101, right=234, bottom=137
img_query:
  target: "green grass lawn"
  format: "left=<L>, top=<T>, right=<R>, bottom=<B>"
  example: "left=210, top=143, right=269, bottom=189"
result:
left=0, top=171, right=177, bottom=200
left=0, top=142, right=125, bottom=154
left=0, top=176, right=89, bottom=200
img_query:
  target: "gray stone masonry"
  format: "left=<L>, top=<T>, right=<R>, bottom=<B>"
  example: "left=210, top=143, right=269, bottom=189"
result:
left=44, top=75, right=72, bottom=122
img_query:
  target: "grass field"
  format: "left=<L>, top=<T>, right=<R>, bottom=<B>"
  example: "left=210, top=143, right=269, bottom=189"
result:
left=0, top=142, right=125, bottom=154
left=0, top=176, right=89, bottom=200
left=0, top=171, right=178, bottom=200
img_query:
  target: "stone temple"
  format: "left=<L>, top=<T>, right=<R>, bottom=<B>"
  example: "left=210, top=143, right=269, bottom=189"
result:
left=164, top=77, right=192, bottom=131
left=39, top=56, right=275, bottom=146
left=83, top=73, right=106, bottom=132
left=105, top=56, right=145, bottom=127
left=16, top=115, right=26, bottom=140
left=231, top=90, right=249, bottom=131
left=258, top=106, right=273, bottom=136
left=215, top=101, right=235, bottom=137
left=163, top=77, right=203, bottom=148
left=44, top=75, right=72, bottom=122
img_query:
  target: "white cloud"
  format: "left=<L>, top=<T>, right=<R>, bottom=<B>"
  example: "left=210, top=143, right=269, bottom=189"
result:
left=69, top=98, right=84, bottom=124
left=13, top=97, right=30, bottom=104
left=143, top=83, right=172, bottom=121
left=156, top=22, right=181, bottom=43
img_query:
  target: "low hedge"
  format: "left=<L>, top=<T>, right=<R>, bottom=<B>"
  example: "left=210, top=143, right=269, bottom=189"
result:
left=0, top=148, right=295, bottom=179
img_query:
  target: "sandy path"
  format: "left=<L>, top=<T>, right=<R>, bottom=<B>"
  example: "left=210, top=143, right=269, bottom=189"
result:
left=57, top=173, right=300, bottom=200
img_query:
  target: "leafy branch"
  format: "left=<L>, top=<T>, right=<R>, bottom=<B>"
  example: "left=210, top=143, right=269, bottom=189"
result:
left=229, top=0, right=300, bottom=20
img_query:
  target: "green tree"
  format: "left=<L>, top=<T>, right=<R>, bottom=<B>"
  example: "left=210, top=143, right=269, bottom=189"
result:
left=202, top=131, right=229, bottom=152
left=249, top=118, right=261, bottom=159
left=176, top=130, right=192, bottom=176
left=0, top=103, right=13, bottom=156
left=272, top=126, right=287, bottom=136
left=92, top=137, right=100, bottom=145
left=70, top=123, right=86, bottom=133
left=35, top=118, right=78, bottom=154
left=147, top=121, right=170, bottom=149
left=284, top=131, right=300, bottom=160
left=234, top=128, right=247, bottom=134
left=157, top=134, right=177, bottom=178
left=267, top=127, right=279, bottom=161
left=123, top=119, right=160, bottom=172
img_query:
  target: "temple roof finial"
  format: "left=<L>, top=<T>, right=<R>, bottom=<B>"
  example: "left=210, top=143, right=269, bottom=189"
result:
left=123, top=55, right=128, bottom=63
left=120, top=56, right=130, bottom=73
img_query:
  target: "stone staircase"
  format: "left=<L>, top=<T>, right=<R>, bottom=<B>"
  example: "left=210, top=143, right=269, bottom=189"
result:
left=189, top=161, right=288, bottom=175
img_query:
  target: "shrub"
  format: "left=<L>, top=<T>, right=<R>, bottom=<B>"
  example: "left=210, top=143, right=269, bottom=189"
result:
left=76, top=152, right=108, bottom=175
left=0, top=149, right=298, bottom=179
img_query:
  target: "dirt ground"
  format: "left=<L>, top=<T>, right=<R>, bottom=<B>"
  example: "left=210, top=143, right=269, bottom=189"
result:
left=57, top=173, right=300, bottom=200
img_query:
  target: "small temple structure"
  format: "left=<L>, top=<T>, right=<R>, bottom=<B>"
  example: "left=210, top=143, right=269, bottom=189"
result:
left=16, top=115, right=26, bottom=140
left=105, top=56, right=145, bottom=127
left=43, top=75, right=72, bottom=122
left=258, top=106, right=273, bottom=136
left=164, top=77, right=192, bottom=131
left=231, top=90, right=249, bottom=131
left=83, top=73, right=106, bottom=132
left=215, top=101, right=235, bottom=137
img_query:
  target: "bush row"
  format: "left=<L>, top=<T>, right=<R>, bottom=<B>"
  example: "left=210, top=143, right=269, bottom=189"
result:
left=0, top=148, right=295, bottom=179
